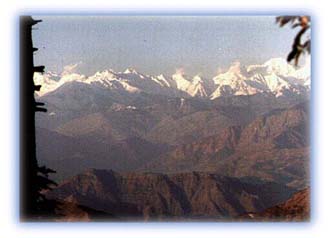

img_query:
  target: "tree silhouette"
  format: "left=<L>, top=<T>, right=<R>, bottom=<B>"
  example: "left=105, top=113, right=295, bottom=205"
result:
left=276, top=16, right=311, bottom=66
left=20, top=16, right=57, bottom=220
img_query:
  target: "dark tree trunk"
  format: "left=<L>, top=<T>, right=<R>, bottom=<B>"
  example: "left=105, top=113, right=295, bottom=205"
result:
left=20, top=16, right=44, bottom=219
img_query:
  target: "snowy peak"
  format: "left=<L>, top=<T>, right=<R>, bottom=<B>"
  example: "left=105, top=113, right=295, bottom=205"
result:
left=148, top=74, right=172, bottom=88
left=171, top=73, right=208, bottom=97
left=172, top=72, right=191, bottom=91
left=34, top=72, right=59, bottom=96
left=190, top=83, right=208, bottom=97
left=34, top=71, right=86, bottom=96
left=123, top=68, right=139, bottom=74
left=210, top=58, right=310, bottom=99
left=192, top=75, right=203, bottom=84
left=213, top=62, right=246, bottom=85
left=34, top=57, right=310, bottom=99
left=84, top=70, right=117, bottom=88
left=264, top=58, right=296, bottom=76
left=211, top=62, right=260, bottom=99
left=190, top=75, right=208, bottom=97
left=294, top=57, right=311, bottom=82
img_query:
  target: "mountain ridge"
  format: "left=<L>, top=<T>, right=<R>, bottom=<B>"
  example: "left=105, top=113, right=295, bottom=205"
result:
left=45, top=169, right=296, bottom=220
left=34, top=57, right=310, bottom=100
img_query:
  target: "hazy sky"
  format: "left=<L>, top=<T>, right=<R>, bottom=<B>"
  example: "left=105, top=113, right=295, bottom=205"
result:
left=32, top=16, right=298, bottom=78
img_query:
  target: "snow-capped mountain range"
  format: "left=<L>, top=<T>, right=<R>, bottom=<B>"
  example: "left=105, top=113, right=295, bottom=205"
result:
left=34, top=57, right=310, bottom=99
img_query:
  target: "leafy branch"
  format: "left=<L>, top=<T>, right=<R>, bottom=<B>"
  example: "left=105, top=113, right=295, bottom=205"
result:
left=276, top=16, right=311, bottom=66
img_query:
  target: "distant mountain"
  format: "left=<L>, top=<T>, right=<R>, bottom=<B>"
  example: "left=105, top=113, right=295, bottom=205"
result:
left=210, top=58, right=309, bottom=99
left=46, top=169, right=296, bottom=221
left=36, top=127, right=168, bottom=181
left=34, top=57, right=310, bottom=134
left=35, top=57, right=310, bottom=100
left=34, top=58, right=310, bottom=221
left=141, top=102, right=309, bottom=189
left=37, top=101, right=309, bottom=187
left=215, top=102, right=309, bottom=189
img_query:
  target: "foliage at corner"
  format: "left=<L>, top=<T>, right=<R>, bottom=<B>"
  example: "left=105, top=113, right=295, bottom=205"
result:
left=276, top=16, right=311, bottom=66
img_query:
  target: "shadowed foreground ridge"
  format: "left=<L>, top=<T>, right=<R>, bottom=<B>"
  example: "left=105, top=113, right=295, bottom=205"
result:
left=239, top=188, right=310, bottom=221
left=45, top=169, right=298, bottom=221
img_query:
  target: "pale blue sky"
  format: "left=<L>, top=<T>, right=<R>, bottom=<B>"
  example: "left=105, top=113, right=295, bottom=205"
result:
left=32, top=16, right=298, bottom=78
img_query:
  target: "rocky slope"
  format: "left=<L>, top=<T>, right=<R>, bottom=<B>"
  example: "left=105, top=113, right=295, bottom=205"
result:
left=46, top=169, right=296, bottom=221
left=36, top=101, right=309, bottom=187
left=141, top=102, right=309, bottom=189
left=239, top=188, right=310, bottom=221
